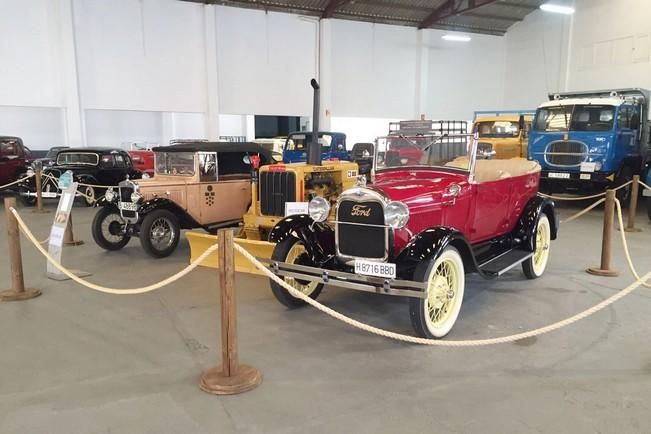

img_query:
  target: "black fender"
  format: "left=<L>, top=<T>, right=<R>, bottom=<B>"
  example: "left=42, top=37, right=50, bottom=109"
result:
left=268, top=214, right=335, bottom=266
left=137, top=197, right=200, bottom=229
left=94, top=196, right=111, bottom=207
left=513, top=196, right=558, bottom=252
left=395, top=226, right=478, bottom=276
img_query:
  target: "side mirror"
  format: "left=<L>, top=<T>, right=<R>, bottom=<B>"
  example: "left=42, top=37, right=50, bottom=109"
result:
left=337, top=144, right=344, bottom=151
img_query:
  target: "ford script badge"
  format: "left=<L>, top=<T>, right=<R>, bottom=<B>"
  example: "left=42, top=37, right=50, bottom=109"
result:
left=351, top=204, right=371, bottom=217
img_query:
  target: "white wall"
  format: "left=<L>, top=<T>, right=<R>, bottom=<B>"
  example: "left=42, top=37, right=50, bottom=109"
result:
left=0, top=107, right=65, bottom=149
left=505, top=0, right=651, bottom=108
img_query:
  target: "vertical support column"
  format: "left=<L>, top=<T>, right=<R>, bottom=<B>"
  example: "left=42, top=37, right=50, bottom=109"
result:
left=625, top=175, right=642, bottom=232
left=58, top=0, right=86, bottom=146
left=244, top=115, right=255, bottom=141
left=204, top=4, right=221, bottom=140
left=161, top=112, right=176, bottom=146
left=587, top=189, right=619, bottom=277
left=1, top=198, right=42, bottom=302
left=414, top=30, right=430, bottom=119
left=199, top=229, right=261, bottom=395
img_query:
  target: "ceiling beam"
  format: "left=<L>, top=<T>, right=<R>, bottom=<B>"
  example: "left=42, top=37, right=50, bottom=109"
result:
left=418, top=0, right=500, bottom=29
left=462, top=11, right=523, bottom=22
left=322, top=0, right=352, bottom=18
left=495, top=0, right=538, bottom=11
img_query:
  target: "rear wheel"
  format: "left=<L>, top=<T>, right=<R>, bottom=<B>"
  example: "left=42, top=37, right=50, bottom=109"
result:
left=269, top=237, right=324, bottom=308
left=522, top=214, right=551, bottom=279
left=409, top=247, right=465, bottom=339
left=92, top=207, right=131, bottom=251
left=139, top=209, right=180, bottom=258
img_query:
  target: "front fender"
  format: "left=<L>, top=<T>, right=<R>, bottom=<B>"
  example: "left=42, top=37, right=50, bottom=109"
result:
left=513, top=196, right=558, bottom=252
left=396, top=226, right=478, bottom=275
left=138, top=197, right=200, bottom=229
left=269, top=214, right=335, bottom=265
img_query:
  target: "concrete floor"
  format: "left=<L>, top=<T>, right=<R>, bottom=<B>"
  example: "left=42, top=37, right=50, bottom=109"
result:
left=0, top=195, right=650, bottom=434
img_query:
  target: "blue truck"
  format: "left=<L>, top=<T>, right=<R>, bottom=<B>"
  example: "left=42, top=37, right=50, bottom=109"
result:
left=282, top=131, right=348, bottom=163
left=528, top=88, right=650, bottom=202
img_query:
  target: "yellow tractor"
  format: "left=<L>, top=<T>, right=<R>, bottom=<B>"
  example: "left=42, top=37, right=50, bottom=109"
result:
left=187, top=80, right=363, bottom=274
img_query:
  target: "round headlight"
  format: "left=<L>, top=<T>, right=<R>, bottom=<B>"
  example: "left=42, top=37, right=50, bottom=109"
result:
left=308, top=196, right=330, bottom=222
left=384, top=201, right=409, bottom=229
left=104, top=188, right=115, bottom=202
left=131, top=191, right=143, bottom=203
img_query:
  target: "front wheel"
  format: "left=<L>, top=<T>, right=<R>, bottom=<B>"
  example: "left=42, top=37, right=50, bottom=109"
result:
left=269, top=237, right=324, bottom=308
left=92, top=206, right=131, bottom=251
left=522, top=213, right=551, bottom=279
left=409, top=246, right=465, bottom=339
left=139, top=209, right=180, bottom=258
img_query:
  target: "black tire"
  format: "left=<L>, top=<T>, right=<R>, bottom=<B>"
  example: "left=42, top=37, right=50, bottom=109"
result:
left=269, top=237, right=324, bottom=308
left=614, top=166, right=633, bottom=205
left=92, top=206, right=131, bottom=251
left=139, top=209, right=180, bottom=258
left=409, top=246, right=465, bottom=339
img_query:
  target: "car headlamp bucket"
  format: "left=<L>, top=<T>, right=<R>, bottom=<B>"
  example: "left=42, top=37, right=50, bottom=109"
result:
left=105, top=188, right=115, bottom=202
left=384, top=201, right=409, bottom=229
left=131, top=191, right=143, bottom=203
left=308, top=196, right=330, bottom=222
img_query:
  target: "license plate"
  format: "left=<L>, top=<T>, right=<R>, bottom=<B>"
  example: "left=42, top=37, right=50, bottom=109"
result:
left=354, top=260, right=396, bottom=279
left=548, top=172, right=570, bottom=179
left=119, top=202, right=138, bottom=211
left=41, top=192, right=57, bottom=198
left=580, top=173, right=591, bottom=180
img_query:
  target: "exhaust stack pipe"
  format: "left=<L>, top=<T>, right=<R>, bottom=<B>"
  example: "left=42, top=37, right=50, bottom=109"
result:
left=308, top=78, right=322, bottom=166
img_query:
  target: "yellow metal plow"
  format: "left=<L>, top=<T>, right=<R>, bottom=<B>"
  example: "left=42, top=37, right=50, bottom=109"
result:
left=186, top=232, right=275, bottom=275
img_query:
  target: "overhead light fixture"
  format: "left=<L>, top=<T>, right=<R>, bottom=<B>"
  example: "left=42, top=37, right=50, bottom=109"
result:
left=442, top=34, right=471, bottom=42
left=540, top=3, right=575, bottom=14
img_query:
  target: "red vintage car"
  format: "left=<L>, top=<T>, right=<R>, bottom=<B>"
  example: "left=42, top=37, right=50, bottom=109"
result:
left=128, top=149, right=154, bottom=177
left=265, top=135, right=558, bottom=338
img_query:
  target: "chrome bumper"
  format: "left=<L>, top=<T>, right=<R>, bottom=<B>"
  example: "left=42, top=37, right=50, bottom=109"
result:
left=261, top=259, right=427, bottom=299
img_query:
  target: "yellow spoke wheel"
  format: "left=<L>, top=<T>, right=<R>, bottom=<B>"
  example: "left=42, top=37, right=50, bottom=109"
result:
left=269, top=237, right=324, bottom=308
left=522, top=214, right=551, bottom=279
left=409, top=247, right=465, bottom=339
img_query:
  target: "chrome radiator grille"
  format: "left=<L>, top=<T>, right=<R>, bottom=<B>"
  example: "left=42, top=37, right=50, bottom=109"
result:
left=545, top=140, right=588, bottom=166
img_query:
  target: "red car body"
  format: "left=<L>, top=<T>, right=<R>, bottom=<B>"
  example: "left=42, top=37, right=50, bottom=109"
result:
left=0, top=136, right=31, bottom=185
left=265, top=143, right=559, bottom=338
left=128, top=150, right=154, bottom=177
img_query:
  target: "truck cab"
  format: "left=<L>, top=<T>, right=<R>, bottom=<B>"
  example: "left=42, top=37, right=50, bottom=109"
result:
left=472, top=111, right=533, bottom=159
left=528, top=89, right=650, bottom=200
left=282, top=131, right=348, bottom=163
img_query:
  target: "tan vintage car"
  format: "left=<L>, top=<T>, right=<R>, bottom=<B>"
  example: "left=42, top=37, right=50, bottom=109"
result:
left=91, top=141, right=273, bottom=257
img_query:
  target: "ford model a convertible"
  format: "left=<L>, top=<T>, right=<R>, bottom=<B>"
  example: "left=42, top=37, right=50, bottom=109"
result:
left=265, top=135, right=558, bottom=338
left=91, top=141, right=272, bottom=257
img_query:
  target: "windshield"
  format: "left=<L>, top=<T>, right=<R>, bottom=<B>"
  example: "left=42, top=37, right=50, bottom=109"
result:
left=155, top=152, right=195, bottom=176
left=475, top=121, right=519, bottom=138
left=56, top=152, right=99, bottom=166
left=376, top=134, right=470, bottom=171
left=285, top=133, right=340, bottom=153
left=534, top=105, right=615, bottom=132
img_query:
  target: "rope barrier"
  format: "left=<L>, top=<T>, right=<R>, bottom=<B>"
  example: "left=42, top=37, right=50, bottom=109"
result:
left=615, top=199, right=651, bottom=289
left=234, top=244, right=651, bottom=346
left=10, top=207, right=219, bottom=295
left=640, top=180, right=651, bottom=191
left=0, top=173, right=34, bottom=190
left=560, top=198, right=605, bottom=224
left=538, top=180, right=632, bottom=201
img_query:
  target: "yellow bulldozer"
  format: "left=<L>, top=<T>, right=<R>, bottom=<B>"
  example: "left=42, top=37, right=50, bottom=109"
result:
left=186, top=80, right=364, bottom=274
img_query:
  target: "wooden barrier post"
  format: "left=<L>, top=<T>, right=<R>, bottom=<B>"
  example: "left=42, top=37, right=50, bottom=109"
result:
left=0, top=197, right=42, bottom=301
left=32, top=168, right=49, bottom=214
left=199, top=229, right=261, bottom=395
left=625, top=175, right=642, bottom=232
left=587, top=189, right=619, bottom=277
left=63, top=214, right=84, bottom=246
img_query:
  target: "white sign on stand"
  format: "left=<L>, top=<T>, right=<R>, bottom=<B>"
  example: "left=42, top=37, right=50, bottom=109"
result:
left=46, top=181, right=91, bottom=281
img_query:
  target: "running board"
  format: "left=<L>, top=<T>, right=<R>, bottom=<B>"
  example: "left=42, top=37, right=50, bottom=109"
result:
left=478, top=249, right=532, bottom=277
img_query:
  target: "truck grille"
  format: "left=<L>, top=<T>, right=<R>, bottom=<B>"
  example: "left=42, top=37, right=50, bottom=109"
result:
left=545, top=141, right=588, bottom=167
left=336, top=199, right=387, bottom=259
left=260, top=171, right=296, bottom=216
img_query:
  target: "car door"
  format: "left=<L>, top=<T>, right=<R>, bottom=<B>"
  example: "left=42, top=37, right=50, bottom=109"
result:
left=616, top=106, right=639, bottom=155
left=468, top=178, right=512, bottom=243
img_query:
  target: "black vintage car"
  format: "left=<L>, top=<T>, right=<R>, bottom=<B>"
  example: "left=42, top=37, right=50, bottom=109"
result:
left=19, top=147, right=141, bottom=206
